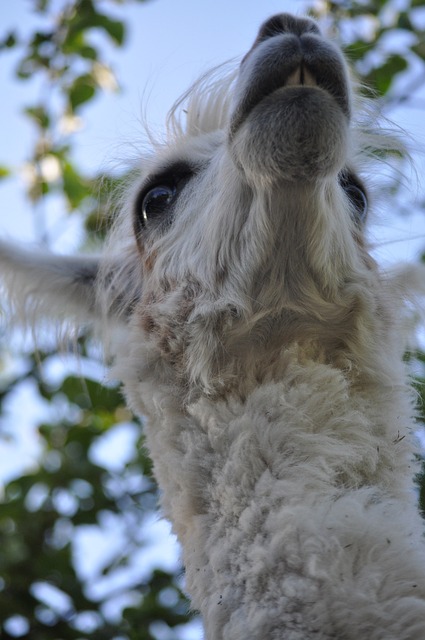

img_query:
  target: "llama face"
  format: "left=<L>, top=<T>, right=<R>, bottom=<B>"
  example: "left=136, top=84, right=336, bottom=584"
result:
left=0, top=13, right=375, bottom=400
left=112, top=13, right=375, bottom=396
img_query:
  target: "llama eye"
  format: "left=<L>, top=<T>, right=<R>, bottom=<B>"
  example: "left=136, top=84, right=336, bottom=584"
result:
left=135, top=163, right=194, bottom=232
left=138, top=184, right=177, bottom=226
left=339, top=172, right=368, bottom=224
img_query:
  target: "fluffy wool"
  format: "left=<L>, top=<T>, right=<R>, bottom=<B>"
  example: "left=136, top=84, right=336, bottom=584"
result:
left=1, top=12, right=425, bottom=639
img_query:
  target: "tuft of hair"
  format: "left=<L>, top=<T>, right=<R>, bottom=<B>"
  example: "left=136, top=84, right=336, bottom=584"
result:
left=0, top=240, right=99, bottom=342
left=166, top=62, right=238, bottom=140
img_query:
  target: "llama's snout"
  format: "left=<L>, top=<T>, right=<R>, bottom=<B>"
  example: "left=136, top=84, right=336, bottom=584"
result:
left=229, top=13, right=352, bottom=183
left=241, top=13, right=321, bottom=64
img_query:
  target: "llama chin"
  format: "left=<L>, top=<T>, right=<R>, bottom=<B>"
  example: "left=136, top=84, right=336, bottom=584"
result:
left=1, top=12, right=425, bottom=640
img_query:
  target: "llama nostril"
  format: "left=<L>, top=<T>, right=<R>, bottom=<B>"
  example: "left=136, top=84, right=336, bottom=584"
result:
left=256, top=13, right=320, bottom=43
left=241, top=13, right=321, bottom=65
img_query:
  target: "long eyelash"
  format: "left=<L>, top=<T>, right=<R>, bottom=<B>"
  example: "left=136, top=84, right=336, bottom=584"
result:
left=139, top=161, right=195, bottom=198
left=339, top=170, right=368, bottom=221
left=133, top=162, right=195, bottom=237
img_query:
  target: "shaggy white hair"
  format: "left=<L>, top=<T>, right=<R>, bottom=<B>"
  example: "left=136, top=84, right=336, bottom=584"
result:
left=1, top=12, right=425, bottom=639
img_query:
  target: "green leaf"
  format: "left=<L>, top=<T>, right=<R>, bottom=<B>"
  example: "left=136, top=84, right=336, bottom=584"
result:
left=65, top=2, right=126, bottom=47
left=96, top=15, right=125, bottom=46
left=79, top=44, right=98, bottom=60
left=412, top=40, right=425, bottom=61
left=61, top=29, right=98, bottom=61
left=31, top=30, right=54, bottom=48
left=344, top=40, right=376, bottom=63
left=24, top=106, right=50, bottom=129
left=0, top=31, right=17, bottom=50
left=396, top=12, right=413, bottom=31
left=62, top=161, right=91, bottom=209
left=364, top=54, right=408, bottom=95
left=59, top=376, right=124, bottom=413
left=0, top=166, right=10, bottom=179
left=68, top=74, right=96, bottom=110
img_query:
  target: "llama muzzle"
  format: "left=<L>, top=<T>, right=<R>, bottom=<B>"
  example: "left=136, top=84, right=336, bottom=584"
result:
left=228, top=13, right=352, bottom=183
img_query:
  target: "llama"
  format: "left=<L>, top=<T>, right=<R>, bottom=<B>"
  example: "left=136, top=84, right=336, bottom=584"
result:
left=1, top=12, right=425, bottom=638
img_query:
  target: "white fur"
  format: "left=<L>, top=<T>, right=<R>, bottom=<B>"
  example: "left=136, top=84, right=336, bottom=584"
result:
left=1, top=13, right=425, bottom=638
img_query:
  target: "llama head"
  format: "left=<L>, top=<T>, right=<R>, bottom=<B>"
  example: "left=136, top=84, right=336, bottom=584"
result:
left=102, top=12, right=382, bottom=398
left=0, top=14, right=394, bottom=398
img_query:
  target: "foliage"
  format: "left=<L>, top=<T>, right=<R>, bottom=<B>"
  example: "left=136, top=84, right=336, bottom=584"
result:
left=0, top=1, right=425, bottom=638
left=0, top=0, right=139, bottom=237
left=0, top=2, right=196, bottom=638
left=0, top=349, right=190, bottom=639
left=311, top=0, right=425, bottom=101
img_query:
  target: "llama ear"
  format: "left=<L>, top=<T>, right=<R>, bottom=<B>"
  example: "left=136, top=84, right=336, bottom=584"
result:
left=0, top=240, right=100, bottom=325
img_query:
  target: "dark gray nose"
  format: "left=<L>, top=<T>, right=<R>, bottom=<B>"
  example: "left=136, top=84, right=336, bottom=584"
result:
left=242, top=13, right=321, bottom=63
left=255, top=13, right=320, bottom=43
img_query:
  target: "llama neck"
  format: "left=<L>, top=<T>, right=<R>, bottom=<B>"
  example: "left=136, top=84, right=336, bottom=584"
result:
left=252, top=181, right=362, bottom=298
left=128, top=348, right=425, bottom=639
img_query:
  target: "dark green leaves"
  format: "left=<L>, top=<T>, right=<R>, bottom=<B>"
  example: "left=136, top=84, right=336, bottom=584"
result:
left=68, top=74, right=97, bottom=110
left=64, top=0, right=126, bottom=49
left=0, top=1, right=193, bottom=636
left=0, top=345, right=190, bottom=639
left=311, top=1, right=425, bottom=99
left=1, top=0, right=125, bottom=213
left=0, top=31, right=17, bottom=50
left=364, top=54, right=408, bottom=95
